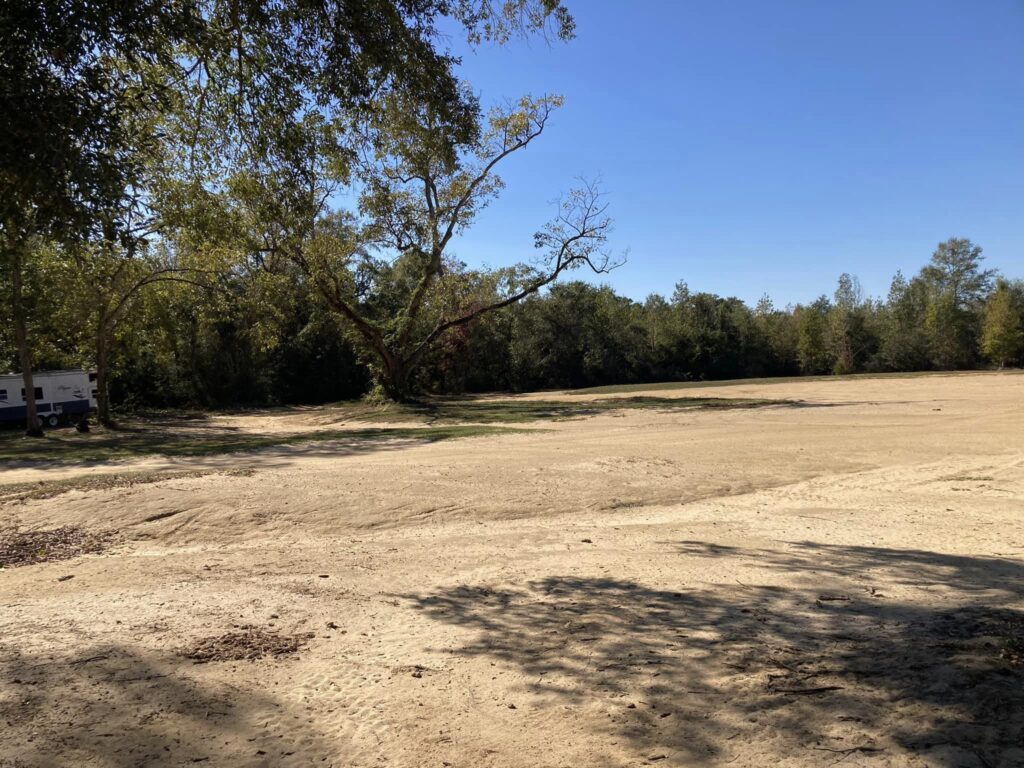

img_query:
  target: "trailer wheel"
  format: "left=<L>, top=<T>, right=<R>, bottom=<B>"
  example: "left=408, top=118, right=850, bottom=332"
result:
left=45, top=414, right=60, bottom=428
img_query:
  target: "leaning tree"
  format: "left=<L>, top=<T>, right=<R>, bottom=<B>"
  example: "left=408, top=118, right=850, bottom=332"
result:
left=157, top=0, right=610, bottom=399
left=219, top=92, right=617, bottom=399
left=309, top=92, right=616, bottom=398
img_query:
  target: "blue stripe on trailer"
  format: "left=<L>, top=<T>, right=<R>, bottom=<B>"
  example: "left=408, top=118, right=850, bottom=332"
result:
left=0, top=400, right=93, bottom=423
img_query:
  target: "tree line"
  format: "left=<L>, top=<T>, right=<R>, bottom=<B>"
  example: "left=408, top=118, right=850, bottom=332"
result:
left=3, top=2, right=1022, bottom=431
left=4, top=236, right=1022, bottom=414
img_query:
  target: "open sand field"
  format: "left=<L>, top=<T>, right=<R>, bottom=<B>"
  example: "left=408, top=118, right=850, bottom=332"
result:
left=1, top=371, right=1023, bottom=768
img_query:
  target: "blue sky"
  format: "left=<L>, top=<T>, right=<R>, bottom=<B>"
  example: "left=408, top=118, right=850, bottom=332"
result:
left=441, top=0, right=1024, bottom=306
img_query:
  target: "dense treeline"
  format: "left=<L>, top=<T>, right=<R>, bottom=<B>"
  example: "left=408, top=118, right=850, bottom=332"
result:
left=3, top=2, right=1023, bottom=427
left=3, top=237, right=1021, bottom=411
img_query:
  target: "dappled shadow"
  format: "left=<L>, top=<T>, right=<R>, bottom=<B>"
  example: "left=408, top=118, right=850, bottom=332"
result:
left=402, top=543, right=1024, bottom=766
left=0, top=643, right=333, bottom=767
left=0, top=423, right=522, bottom=467
left=677, top=539, right=1024, bottom=601
left=336, top=395, right=806, bottom=426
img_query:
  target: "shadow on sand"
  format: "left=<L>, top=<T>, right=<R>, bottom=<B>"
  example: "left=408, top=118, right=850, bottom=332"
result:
left=402, top=541, right=1024, bottom=766
left=0, top=643, right=336, bottom=767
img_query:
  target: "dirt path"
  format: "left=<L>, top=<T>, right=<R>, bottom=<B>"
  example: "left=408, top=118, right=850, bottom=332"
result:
left=1, top=372, right=1022, bottom=767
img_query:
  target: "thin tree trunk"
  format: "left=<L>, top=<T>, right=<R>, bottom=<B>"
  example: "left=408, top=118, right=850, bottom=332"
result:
left=10, top=248, right=42, bottom=436
left=95, top=322, right=113, bottom=427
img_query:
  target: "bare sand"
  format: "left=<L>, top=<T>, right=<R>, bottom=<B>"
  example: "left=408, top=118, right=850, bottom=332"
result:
left=1, top=372, right=1022, bottom=767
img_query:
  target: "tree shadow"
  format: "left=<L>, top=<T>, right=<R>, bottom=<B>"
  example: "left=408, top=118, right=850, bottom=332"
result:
left=334, top=395, right=808, bottom=426
left=401, top=543, right=1024, bottom=766
left=0, top=424, right=522, bottom=466
left=0, top=642, right=332, bottom=767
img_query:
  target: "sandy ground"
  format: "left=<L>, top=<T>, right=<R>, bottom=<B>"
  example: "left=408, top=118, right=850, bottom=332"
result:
left=1, top=372, right=1022, bottom=768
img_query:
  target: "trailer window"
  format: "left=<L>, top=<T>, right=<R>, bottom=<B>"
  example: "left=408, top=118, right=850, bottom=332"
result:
left=0, top=389, right=7, bottom=400
left=21, top=387, right=44, bottom=400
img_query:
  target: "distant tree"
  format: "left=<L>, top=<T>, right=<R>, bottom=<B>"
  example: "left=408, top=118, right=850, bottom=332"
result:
left=981, top=279, right=1024, bottom=368
left=879, top=271, right=930, bottom=371
left=920, top=238, right=995, bottom=308
left=795, top=297, right=833, bottom=375
left=754, top=295, right=800, bottom=376
left=829, top=273, right=862, bottom=374
left=919, top=238, right=995, bottom=368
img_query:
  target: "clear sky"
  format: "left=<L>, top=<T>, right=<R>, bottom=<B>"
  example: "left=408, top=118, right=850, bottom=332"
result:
left=442, top=0, right=1024, bottom=306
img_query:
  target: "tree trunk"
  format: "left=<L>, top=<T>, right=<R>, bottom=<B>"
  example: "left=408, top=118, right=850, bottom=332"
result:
left=10, top=249, right=42, bottom=437
left=95, top=324, right=114, bottom=427
left=380, top=355, right=413, bottom=401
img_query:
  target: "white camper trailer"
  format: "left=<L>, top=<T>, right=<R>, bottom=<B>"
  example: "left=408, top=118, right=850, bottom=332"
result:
left=0, top=369, right=98, bottom=428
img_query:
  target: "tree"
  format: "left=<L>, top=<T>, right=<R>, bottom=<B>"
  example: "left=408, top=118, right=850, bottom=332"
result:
left=209, top=91, right=614, bottom=399
left=879, top=271, right=930, bottom=371
left=1, top=230, right=43, bottom=434
left=795, top=297, right=833, bottom=375
left=829, top=274, right=861, bottom=374
left=920, top=238, right=995, bottom=369
left=827, top=273, right=881, bottom=374
left=754, top=295, right=800, bottom=376
left=150, top=0, right=583, bottom=400
left=63, top=238, right=219, bottom=425
left=4, top=0, right=574, bottom=424
left=921, top=238, right=995, bottom=308
left=981, top=280, right=1024, bottom=368
left=1, top=0, right=201, bottom=433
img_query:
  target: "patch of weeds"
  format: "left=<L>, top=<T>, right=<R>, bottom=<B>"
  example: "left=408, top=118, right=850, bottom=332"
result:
left=0, top=525, right=115, bottom=568
left=0, top=468, right=256, bottom=504
left=183, top=626, right=314, bottom=662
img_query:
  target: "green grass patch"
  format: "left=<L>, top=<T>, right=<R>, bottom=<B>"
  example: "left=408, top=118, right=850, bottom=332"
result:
left=337, top=395, right=784, bottom=424
left=0, top=424, right=526, bottom=464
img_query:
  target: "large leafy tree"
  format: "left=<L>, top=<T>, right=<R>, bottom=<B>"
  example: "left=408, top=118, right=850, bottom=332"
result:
left=214, top=94, right=614, bottom=399
left=2, top=0, right=198, bottom=432
left=164, top=1, right=604, bottom=399
left=3, top=0, right=574, bottom=425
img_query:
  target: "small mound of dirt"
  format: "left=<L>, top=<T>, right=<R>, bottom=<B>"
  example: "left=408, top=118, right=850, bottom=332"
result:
left=0, top=525, right=113, bottom=568
left=182, top=626, right=313, bottom=663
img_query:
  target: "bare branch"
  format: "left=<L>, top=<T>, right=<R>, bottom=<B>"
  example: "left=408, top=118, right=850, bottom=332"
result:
left=406, top=179, right=620, bottom=366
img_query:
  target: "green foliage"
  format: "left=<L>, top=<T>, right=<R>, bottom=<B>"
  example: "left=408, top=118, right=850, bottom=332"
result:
left=2, top=1, right=1019, bottom=414
left=795, top=297, right=834, bottom=375
left=2, top=0, right=577, bottom=412
left=1, top=0, right=199, bottom=240
left=919, top=238, right=994, bottom=369
left=4, top=235, right=1020, bottom=414
left=981, top=280, right=1024, bottom=367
